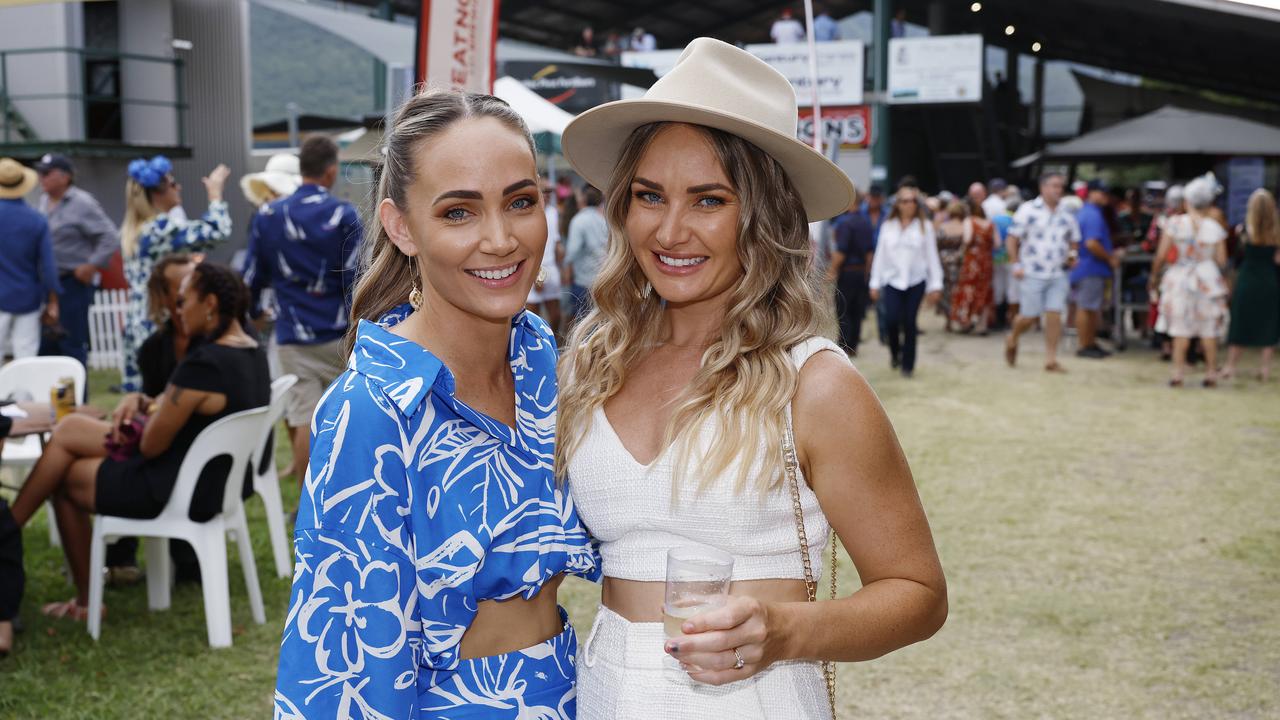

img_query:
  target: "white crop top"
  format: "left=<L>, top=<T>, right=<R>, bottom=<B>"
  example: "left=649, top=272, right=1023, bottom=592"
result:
left=567, top=337, right=846, bottom=582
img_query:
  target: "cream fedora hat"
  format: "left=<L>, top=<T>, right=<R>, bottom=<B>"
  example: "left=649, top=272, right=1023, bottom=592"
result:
left=0, top=157, right=38, bottom=200
left=239, top=153, right=302, bottom=207
left=562, top=37, right=854, bottom=222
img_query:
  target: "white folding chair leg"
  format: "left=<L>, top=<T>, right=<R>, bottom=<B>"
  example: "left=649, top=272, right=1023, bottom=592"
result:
left=144, top=536, right=172, bottom=611
left=232, top=512, right=266, bottom=625
left=87, top=524, right=106, bottom=641
left=192, top=529, right=233, bottom=648
left=47, top=501, right=61, bottom=548
left=257, top=469, right=291, bottom=577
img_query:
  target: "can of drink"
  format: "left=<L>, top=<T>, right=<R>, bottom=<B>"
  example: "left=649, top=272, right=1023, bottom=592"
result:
left=50, top=377, right=76, bottom=421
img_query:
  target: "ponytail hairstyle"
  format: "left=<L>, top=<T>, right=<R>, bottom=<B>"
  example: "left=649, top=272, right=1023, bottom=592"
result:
left=190, top=261, right=250, bottom=343
left=345, top=89, right=536, bottom=352
left=146, top=253, right=196, bottom=325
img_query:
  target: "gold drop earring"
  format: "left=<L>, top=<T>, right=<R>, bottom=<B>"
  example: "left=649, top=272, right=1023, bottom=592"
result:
left=408, top=257, right=424, bottom=311
left=536, top=266, right=548, bottom=289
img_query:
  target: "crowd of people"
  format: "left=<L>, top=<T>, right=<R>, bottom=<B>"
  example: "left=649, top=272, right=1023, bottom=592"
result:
left=0, top=33, right=1276, bottom=720
left=821, top=171, right=1280, bottom=385
left=0, top=135, right=362, bottom=640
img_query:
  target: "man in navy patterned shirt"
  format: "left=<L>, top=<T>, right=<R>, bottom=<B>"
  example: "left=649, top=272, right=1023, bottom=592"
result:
left=1003, top=171, right=1080, bottom=372
left=244, top=136, right=362, bottom=481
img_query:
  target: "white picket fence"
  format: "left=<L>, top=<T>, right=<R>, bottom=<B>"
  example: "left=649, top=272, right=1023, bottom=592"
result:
left=88, top=288, right=130, bottom=371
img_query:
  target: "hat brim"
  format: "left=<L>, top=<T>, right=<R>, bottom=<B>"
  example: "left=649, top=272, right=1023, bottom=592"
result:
left=240, top=172, right=300, bottom=207
left=0, top=165, right=38, bottom=200
left=562, top=99, right=854, bottom=222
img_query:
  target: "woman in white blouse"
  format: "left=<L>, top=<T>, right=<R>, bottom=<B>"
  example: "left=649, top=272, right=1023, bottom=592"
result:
left=557, top=38, right=946, bottom=718
left=868, top=184, right=943, bottom=377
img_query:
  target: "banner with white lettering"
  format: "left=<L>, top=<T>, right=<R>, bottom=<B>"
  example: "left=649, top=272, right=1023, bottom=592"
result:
left=415, top=0, right=500, bottom=92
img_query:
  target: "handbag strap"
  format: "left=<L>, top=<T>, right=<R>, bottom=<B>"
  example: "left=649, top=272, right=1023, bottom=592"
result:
left=783, top=408, right=839, bottom=719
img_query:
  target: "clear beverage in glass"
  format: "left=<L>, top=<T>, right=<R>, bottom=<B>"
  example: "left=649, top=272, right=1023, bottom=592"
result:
left=664, top=545, right=734, bottom=643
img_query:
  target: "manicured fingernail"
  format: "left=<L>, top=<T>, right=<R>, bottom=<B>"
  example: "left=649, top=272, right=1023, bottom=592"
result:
left=667, top=642, right=679, bottom=653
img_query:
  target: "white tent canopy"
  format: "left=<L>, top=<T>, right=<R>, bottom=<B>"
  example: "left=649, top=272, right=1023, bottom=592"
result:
left=493, top=76, right=575, bottom=136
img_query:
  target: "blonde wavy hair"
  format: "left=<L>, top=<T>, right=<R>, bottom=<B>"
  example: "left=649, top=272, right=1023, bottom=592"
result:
left=556, top=122, right=833, bottom=493
left=119, top=179, right=161, bottom=258
left=1245, top=188, right=1280, bottom=247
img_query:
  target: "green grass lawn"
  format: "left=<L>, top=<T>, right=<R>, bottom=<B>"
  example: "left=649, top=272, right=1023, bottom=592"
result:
left=2, top=316, right=1277, bottom=718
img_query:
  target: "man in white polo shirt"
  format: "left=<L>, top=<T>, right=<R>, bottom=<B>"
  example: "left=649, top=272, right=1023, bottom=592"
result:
left=1004, top=171, right=1080, bottom=372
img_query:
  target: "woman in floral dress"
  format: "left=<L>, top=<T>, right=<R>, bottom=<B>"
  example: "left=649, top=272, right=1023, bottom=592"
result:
left=935, top=199, right=968, bottom=330
left=118, top=156, right=230, bottom=391
left=1150, top=173, right=1229, bottom=387
left=949, top=198, right=996, bottom=334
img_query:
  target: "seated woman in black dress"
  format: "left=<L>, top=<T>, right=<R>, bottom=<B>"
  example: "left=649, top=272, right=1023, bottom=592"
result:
left=105, top=253, right=198, bottom=582
left=8, top=262, right=271, bottom=620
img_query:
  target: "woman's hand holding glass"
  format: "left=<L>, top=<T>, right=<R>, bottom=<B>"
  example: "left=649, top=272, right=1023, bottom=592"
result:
left=664, top=594, right=787, bottom=686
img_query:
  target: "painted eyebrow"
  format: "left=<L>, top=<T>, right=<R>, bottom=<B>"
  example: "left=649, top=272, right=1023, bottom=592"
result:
left=432, top=179, right=537, bottom=205
left=687, top=183, right=733, bottom=194
left=633, top=177, right=732, bottom=195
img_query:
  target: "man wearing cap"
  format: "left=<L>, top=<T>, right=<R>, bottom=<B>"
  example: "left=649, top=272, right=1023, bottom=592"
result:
left=35, top=154, right=119, bottom=366
left=244, top=136, right=361, bottom=484
left=1072, top=180, right=1123, bottom=359
left=0, top=158, right=61, bottom=359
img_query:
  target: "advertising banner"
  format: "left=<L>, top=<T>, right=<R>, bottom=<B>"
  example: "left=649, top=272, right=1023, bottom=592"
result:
left=415, top=0, right=500, bottom=92
left=888, top=34, right=983, bottom=104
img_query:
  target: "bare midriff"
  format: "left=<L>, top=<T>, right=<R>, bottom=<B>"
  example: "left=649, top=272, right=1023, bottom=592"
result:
left=603, top=577, right=810, bottom=622
left=458, top=574, right=566, bottom=659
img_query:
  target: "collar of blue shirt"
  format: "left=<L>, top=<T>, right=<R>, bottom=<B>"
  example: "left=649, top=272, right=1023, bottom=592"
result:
left=352, top=306, right=548, bottom=421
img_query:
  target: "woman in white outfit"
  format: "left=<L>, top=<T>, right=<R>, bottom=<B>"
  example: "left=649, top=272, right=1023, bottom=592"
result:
left=558, top=38, right=948, bottom=719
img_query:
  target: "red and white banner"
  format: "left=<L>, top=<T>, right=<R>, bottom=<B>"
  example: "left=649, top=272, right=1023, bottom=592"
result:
left=415, top=0, right=501, bottom=93
left=798, top=106, right=871, bottom=150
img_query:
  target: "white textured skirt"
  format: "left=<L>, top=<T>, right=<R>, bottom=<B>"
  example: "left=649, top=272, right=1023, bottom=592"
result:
left=577, top=605, right=831, bottom=719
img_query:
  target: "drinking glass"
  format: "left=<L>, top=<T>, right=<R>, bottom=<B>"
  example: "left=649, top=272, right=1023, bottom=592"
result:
left=663, top=546, right=733, bottom=676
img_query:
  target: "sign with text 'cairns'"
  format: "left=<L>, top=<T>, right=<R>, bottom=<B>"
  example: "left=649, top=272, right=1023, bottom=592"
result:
left=415, top=0, right=499, bottom=92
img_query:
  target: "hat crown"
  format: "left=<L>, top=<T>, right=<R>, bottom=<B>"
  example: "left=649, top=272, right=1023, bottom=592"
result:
left=265, top=154, right=300, bottom=175
left=0, top=158, right=24, bottom=184
left=646, top=38, right=798, bottom=138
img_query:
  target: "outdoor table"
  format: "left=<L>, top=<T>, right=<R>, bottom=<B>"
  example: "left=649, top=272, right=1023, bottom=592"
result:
left=1114, top=252, right=1154, bottom=351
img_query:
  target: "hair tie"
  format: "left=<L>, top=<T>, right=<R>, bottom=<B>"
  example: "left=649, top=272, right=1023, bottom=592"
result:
left=128, top=155, right=173, bottom=189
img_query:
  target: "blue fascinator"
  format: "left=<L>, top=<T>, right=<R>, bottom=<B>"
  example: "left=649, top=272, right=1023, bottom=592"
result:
left=127, top=155, right=173, bottom=189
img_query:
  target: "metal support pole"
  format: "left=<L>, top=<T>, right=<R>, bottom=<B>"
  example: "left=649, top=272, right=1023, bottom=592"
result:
left=871, top=0, right=892, bottom=186
left=803, top=0, right=823, bottom=154
left=1032, top=56, right=1045, bottom=149
left=286, top=101, right=299, bottom=148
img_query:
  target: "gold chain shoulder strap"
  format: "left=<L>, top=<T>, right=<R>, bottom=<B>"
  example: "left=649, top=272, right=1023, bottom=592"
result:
left=783, top=409, right=840, bottom=719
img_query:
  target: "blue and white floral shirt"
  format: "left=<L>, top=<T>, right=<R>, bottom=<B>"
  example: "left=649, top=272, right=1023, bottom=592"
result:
left=1008, top=196, right=1081, bottom=280
left=275, top=307, right=599, bottom=719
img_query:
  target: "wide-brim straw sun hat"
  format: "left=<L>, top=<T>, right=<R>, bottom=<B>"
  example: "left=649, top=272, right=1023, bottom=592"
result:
left=0, top=157, right=38, bottom=200
left=562, top=37, right=854, bottom=222
left=240, top=153, right=302, bottom=206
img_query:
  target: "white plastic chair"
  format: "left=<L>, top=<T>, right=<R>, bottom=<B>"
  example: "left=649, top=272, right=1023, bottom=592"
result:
left=0, top=356, right=87, bottom=548
left=87, top=406, right=271, bottom=648
left=251, top=374, right=297, bottom=578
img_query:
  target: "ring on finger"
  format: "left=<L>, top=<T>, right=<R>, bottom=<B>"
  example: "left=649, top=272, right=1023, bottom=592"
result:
left=732, top=647, right=745, bottom=670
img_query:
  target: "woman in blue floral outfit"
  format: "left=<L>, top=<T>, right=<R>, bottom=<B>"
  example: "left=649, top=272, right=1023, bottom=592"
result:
left=118, top=156, right=231, bottom=391
left=274, top=91, right=599, bottom=718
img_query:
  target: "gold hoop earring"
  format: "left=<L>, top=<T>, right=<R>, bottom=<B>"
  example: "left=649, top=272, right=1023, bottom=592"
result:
left=408, top=257, right=424, bottom=311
